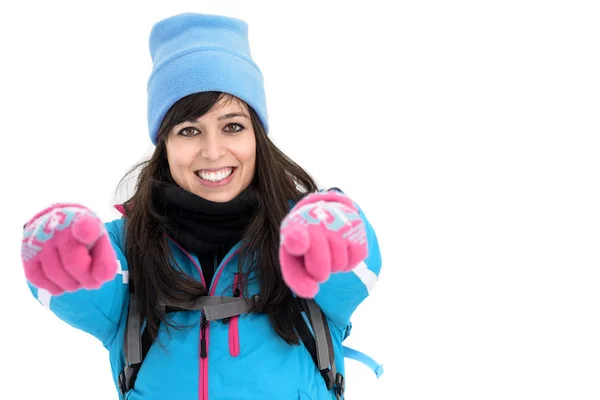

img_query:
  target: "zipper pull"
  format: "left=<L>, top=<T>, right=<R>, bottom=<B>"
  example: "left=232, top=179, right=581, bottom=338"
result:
left=200, top=313, right=208, bottom=358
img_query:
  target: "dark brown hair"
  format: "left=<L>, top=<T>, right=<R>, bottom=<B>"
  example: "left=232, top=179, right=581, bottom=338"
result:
left=116, top=91, right=317, bottom=344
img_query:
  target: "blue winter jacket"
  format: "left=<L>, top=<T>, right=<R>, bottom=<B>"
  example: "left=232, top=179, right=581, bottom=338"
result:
left=26, top=202, right=382, bottom=400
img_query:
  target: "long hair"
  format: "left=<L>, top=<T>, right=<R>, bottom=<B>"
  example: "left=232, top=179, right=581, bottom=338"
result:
left=116, top=91, right=317, bottom=344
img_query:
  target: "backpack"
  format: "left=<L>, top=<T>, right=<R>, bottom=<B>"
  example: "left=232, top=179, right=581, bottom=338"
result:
left=118, top=280, right=383, bottom=399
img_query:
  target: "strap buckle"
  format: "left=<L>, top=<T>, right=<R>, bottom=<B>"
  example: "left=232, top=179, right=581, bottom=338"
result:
left=118, top=363, right=139, bottom=395
left=334, top=372, right=345, bottom=399
left=321, top=366, right=335, bottom=390
left=323, top=369, right=344, bottom=396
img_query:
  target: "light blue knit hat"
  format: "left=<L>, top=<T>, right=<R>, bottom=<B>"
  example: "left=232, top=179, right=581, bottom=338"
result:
left=147, top=12, right=268, bottom=145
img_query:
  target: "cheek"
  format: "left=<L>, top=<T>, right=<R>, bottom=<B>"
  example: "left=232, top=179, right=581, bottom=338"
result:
left=240, top=141, right=256, bottom=171
left=166, top=143, right=196, bottom=174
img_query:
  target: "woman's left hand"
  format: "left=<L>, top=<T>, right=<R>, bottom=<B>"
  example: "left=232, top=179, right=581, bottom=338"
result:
left=279, top=190, right=368, bottom=298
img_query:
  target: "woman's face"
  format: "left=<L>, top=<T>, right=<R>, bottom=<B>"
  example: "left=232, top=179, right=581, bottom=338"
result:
left=165, top=96, right=257, bottom=202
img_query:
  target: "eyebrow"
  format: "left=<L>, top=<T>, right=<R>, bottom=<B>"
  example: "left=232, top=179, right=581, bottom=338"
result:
left=217, top=112, right=250, bottom=121
left=183, top=112, right=250, bottom=126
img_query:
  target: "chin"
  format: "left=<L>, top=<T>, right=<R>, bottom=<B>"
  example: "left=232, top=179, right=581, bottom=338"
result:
left=207, top=194, right=235, bottom=203
left=195, top=189, right=238, bottom=203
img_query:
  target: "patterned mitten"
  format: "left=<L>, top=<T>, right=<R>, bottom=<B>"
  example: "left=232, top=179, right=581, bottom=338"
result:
left=279, top=190, right=368, bottom=298
left=21, top=204, right=118, bottom=295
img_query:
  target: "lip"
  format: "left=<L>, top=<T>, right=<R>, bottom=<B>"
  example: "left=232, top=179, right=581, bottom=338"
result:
left=195, top=166, right=236, bottom=173
left=195, top=167, right=237, bottom=188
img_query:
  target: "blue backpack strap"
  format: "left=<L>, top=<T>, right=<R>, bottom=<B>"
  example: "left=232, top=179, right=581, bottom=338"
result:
left=342, top=346, right=384, bottom=378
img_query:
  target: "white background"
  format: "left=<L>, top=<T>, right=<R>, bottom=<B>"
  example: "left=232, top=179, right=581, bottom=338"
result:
left=1, top=1, right=599, bottom=399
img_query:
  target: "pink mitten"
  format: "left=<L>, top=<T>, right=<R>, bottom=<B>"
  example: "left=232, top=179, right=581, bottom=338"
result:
left=279, top=190, right=368, bottom=298
left=21, top=203, right=118, bottom=295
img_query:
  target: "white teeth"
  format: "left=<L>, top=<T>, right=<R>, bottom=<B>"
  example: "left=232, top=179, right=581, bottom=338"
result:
left=197, top=167, right=233, bottom=182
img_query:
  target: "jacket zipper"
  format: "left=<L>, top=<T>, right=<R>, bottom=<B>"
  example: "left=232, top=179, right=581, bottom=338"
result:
left=200, top=255, right=214, bottom=361
left=199, top=253, right=217, bottom=400
left=200, top=313, right=208, bottom=358
left=229, top=274, right=241, bottom=357
left=169, top=240, right=210, bottom=400
left=189, top=247, right=240, bottom=400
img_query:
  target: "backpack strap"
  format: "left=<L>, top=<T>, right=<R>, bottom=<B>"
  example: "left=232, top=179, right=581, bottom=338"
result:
left=120, top=289, right=347, bottom=399
left=118, top=285, right=257, bottom=396
left=342, top=346, right=384, bottom=378
left=294, top=298, right=345, bottom=399
left=158, top=295, right=259, bottom=320
left=118, top=281, right=142, bottom=395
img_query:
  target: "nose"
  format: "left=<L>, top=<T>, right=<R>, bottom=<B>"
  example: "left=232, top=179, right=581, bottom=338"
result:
left=200, top=133, right=225, bottom=160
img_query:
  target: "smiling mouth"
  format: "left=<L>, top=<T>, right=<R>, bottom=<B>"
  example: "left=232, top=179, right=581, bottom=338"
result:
left=195, top=167, right=236, bottom=182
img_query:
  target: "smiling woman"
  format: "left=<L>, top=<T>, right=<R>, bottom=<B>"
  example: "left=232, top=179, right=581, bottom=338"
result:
left=19, top=12, right=383, bottom=400
left=164, top=93, right=257, bottom=203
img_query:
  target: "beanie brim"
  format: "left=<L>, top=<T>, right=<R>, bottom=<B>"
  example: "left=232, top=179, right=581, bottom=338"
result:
left=147, top=50, right=269, bottom=145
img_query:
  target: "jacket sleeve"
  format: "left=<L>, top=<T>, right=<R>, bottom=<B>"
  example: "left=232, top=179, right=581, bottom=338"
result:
left=25, top=218, right=129, bottom=347
left=313, top=197, right=382, bottom=328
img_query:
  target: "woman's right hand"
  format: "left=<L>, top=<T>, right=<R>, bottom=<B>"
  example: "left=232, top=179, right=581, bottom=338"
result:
left=21, top=204, right=118, bottom=295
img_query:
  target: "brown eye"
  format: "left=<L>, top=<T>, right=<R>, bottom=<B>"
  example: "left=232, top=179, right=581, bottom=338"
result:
left=178, top=127, right=199, bottom=136
left=224, top=123, right=243, bottom=133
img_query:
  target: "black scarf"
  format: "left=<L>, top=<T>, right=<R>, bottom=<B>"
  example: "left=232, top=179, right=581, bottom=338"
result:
left=155, top=183, right=258, bottom=285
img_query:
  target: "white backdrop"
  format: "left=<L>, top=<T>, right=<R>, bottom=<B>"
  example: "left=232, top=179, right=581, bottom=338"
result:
left=1, top=1, right=599, bottom=399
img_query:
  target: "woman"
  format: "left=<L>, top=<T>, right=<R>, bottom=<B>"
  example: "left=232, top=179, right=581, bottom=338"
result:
left=20, top=12, right=382, bottom=400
